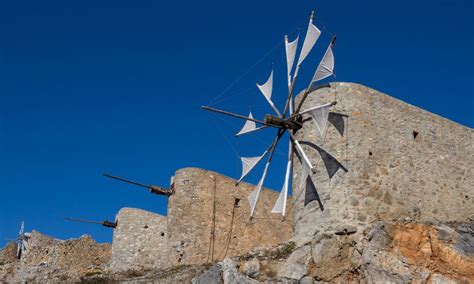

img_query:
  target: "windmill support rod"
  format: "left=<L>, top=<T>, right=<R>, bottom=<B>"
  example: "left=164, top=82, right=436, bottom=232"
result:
left=103, top=173, right=172, bottom=196
left=288, top=101, right=337, bottom=121
left=103, top=173, right=149, bottom=189
left=65, top=217, right=117, bottom=228
left=282, top=78, right=297, bottom=117
left=292, top=88, right=312, bottom=115
left=298, top=101, right=338, bottom=115
left=201, top=106, right=283, bottom=129
left=294, top=90, right=337, bottom=115
left=287, top=131, right=314, bottom=171
left=267, top=129, right=285, bottom=162
left=65, top=217, right=105, bottom=225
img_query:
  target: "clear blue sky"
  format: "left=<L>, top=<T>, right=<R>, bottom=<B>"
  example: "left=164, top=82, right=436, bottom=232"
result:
left=1, top=0, right=472, bottom=246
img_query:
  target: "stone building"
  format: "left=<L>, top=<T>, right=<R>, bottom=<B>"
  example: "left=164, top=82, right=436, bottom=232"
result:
left=109, top=167, right=294, bottom=272
left=292, top=82, right=473, bottom=241
left=109, top=208, right=168, bottom=272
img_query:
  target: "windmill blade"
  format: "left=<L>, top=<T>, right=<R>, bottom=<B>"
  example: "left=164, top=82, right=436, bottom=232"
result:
left=236, top=112, right=267, bottom=136
left=283, top=13, right=321, bottom=118
left=237, top=128, right=286, bottom=185
left=304, top=175, right=323, bottom=210
left=328, top=112, right=347, bottom=137
left=312, top=143, right=348, bottom=179
left=247, top=128, right=285, bottom=216
left=300, top=102, right=333, bottom=139
left=236, top=125, right=267, bottom=137
left=285, top=35, right=299, bottom=86
left=296, top=12, right=321, bottom=68
left=271, top=143, right=292, bottom=216
left=248, top=161, right=270, bottom=217
left=238, top=151, right=268, bottom=183
left=19, top=221, right=24, bottom=237
left=257, top=70, right=282, bottom=117
left=288, top=131, right=314, bottom=170
left=311, top=37, right=336, bottom=83
left=296, top=140, right=347, bottom=179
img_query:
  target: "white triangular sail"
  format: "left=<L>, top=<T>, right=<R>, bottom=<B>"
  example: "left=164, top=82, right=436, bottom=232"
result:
left=238, top=151, right=267, bottom=183
left=236, top=112, right=257, bottom=136
left=285, top=35, right=299, bottom=86
left=257, top=70, right=281, bottom=116
left=312, top=39, right=335, bottom=82
left=257, top=70, right=273, bottom=101
left=271, top=144, right=292, bottom=216
left=248, top=161, right=270, bottom=217
left=296, top=14, right=321, bottom=67
left=303, top=103, right=332, bottom=138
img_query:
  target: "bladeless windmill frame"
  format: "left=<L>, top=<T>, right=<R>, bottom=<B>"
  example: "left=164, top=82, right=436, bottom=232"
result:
left=202, top=11, right=347, bottom=217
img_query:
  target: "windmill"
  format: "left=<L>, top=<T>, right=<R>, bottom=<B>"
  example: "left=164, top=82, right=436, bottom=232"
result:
left=202, top=11, right=347, bottom=217
left=16, top=221, right=27, bottom=259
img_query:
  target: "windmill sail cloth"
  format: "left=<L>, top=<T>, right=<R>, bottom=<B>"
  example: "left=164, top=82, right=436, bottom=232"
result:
left=303, top=103, right=332, bottom=138
left=296, top=21, right=321, bottom=67
left=238, top=151, right=267, bottom=183
left=285, top=36, right=299, bottom=85
left=314, top=144, right=348, bottom=179
left=312, top=43, right=335, bottom=82
left=236, top=112, right=257, bottom=136
left=257, top=71, right=273, bottom=101
left=271, top=144, right=292, bottom=215
left=248, top=161, right=270, bottom=217
left=257, top=71, right=281, bottom=116
left=304, top=176, right=323, bottom=209
left=328, top=112, right=346, bottom=137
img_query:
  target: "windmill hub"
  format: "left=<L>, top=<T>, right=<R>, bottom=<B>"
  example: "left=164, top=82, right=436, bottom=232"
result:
left=264, top=114, right=302, bottom=131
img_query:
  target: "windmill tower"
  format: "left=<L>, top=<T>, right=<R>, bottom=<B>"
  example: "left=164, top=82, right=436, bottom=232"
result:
left=202, top=11, right=347, bottom=218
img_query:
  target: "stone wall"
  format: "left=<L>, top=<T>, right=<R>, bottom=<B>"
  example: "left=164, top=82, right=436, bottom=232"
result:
left=109, top=168, right=293, bottom=272
left=293, top=82, right=473, bottom=240
left=167, top=167, right=293, bottom=266
left=109, top=207, right=168, bottom=272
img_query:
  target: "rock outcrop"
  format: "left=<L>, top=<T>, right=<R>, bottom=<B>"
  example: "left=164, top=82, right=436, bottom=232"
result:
left=0, top=231, right=110, bottom=282
left=195, top=221, right=473, bottom=283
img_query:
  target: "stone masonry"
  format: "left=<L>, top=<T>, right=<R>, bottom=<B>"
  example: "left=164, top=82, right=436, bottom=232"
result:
left=292, top=82, right=473, bottom=241
left=167, top=168, right=293, bottom=266
left=109, top=207, right=168, bottom=272
left=109, top=168, right=293, bottom=272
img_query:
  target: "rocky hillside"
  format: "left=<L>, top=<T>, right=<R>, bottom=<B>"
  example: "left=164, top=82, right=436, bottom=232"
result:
left=0, top=231, right=110, bottom=283
left=1, top=220, right=472, bottom=283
